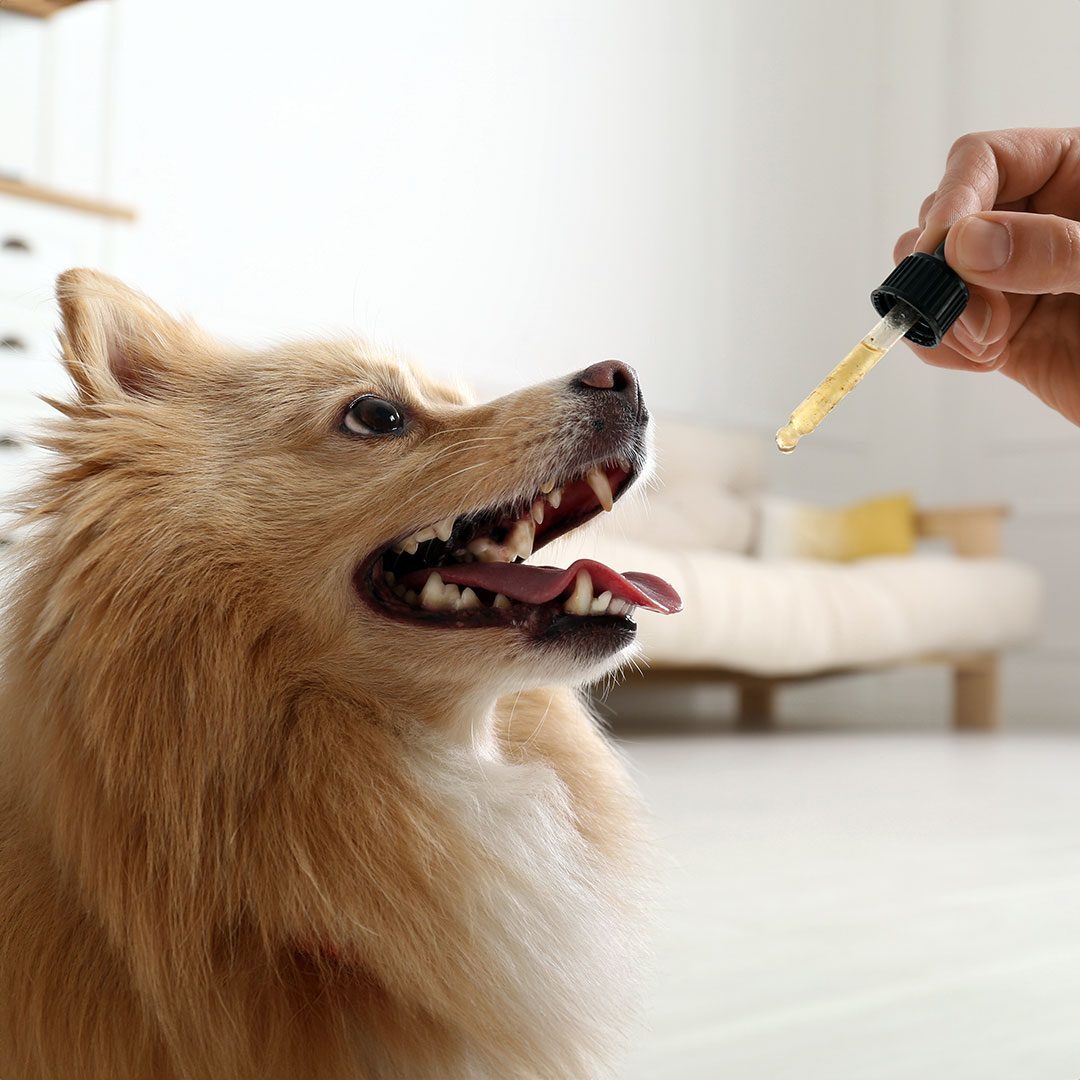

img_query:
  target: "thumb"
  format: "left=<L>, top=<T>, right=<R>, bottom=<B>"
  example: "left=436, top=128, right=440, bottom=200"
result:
left=946, top=211, right=1080, bottom=295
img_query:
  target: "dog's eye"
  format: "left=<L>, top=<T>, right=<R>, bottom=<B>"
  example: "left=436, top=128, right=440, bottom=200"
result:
left=343, top=396, right=405, bottom=436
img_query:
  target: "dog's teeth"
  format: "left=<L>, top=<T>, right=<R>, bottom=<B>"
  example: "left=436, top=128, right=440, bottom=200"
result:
left=564, top=569, right=594, bottom=615
left=411, top=526, right=437, bottom=545
left=403, top=539, right=420, bottom=555
left=385, top=571, right=396, bottom=586
left=547, top=487, right=562, bottom=509
left=540, top=478, right=556, bottom=494
left=493, top=593, right=511, bottom=610
left=443, top=584, right=461, bottom=609
left=420, top=572, right=446, bottom=611
left=459, top=587, right=481, bottom=610
left=405, top=589, right=418, bottom=605
left=590, top=590, right=612, bottom=615
left=617, top=457, right=631, bottom=471
left=468, top=537, right=506, bottom=563
left=434, top=515, right=456, bottom=542
left=531, top=499, right=545, bottom=525
left=393, top=584, right=407, bottom=598
left=507, top=519, right=535, bottom=560
left=585, top=468, right=614, bottom=512
left=608, top=597, right=629, bottom=616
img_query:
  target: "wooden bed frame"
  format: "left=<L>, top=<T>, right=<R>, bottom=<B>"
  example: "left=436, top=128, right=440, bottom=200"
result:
left=617, top=505, right=1010, bottom=732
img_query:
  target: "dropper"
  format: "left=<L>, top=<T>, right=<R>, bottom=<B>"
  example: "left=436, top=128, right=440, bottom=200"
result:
left=776, top=242, right=969, bottom=453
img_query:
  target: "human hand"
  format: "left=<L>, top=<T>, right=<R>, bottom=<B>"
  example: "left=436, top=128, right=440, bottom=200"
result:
left=894, top=127, right=1080, bottom=426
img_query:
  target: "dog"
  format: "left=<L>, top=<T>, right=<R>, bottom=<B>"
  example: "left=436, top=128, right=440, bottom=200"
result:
left=0, top=270, right=681, bottom=1080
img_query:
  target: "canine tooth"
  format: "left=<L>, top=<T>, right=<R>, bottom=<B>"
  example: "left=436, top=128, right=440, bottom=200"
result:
left=590, top=590, right=612, bottom=615
left=443, top=583, right=461, bottom=609
left=564, top=569, right=594, bottom=615
left=548, top=487, right=562, bottom=509
left=411, top=526, right=437, bottom=545
left=434, top=515, right=456, bottom=542
left=493, top=593, right=511, bottom=610
left=531, top=499, right=545, bottom=525
left=507, top=519, right=535, bottom=560
left=384, top=571, right=396, bottom=586
left=405, top=590, right=418, bottom=605
left=585, top=467, right=614, bottom=512
left=460, top=587, right=481, bottom=610
left=419, top=573, right=446, bottom=610
left=540, top=479, right=556, bottom=494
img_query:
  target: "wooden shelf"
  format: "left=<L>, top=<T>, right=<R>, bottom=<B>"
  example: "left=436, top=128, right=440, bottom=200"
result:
left=1, top=0, right=86, bottom=17
left=0, top=178, right=135, bottom=221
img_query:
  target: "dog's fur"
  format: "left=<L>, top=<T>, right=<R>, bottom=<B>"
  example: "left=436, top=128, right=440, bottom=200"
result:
left=0, top=271, right=652, bottom=1079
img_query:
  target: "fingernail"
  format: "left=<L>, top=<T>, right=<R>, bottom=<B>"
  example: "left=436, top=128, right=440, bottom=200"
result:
left=955, top=217, right=1011, bottom=271
left=950, top=320, right=994, bottom=362
left=952, top=321, right=986, bottom=357
left=958, top=295, right=991, bottom=342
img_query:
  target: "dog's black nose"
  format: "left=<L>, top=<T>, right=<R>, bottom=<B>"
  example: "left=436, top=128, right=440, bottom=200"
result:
left=571, top=360, right=641, bottom=417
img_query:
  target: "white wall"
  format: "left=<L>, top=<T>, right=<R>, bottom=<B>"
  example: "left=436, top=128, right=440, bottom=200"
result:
left=110, top=0, right=715, bottom=414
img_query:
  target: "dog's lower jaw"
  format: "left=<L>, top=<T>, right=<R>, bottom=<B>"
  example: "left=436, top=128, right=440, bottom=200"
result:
left=441, top=643, right=640, bottom=749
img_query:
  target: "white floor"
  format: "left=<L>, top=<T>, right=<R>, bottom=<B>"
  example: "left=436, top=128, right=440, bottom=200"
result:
left=619, top=731, right=1080, bottom=1080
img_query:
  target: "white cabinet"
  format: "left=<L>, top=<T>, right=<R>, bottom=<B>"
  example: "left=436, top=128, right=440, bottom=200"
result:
left=0, top=2, right=116, bottom=198
left=0, top=0, right=128, bottom=540
left=0, top=192, right=110, bottom=536
left=0, top=13, right=45, bottom=182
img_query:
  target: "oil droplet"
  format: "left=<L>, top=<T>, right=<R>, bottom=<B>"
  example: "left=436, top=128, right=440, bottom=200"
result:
left=775, top=425, right=800, bottom=454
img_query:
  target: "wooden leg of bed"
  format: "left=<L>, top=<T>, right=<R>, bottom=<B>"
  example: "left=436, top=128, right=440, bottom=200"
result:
left=953, top=654, right=1000, bottom=731
left=737, top=680, right=776, bottom=729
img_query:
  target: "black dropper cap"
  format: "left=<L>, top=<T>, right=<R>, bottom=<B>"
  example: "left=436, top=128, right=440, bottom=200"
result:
left=870, top=241, right=969, bottom=347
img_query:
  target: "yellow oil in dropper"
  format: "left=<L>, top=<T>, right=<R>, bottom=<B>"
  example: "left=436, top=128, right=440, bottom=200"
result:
left=776, top=299, right=920, bottom=454
left=775, top=241, right=969, bottom=454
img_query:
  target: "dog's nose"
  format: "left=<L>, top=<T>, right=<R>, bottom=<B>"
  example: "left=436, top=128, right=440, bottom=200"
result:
left=571, top=360, right=641, bottom=416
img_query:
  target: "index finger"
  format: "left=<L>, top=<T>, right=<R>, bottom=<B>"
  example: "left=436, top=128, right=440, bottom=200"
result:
left=917, top=127, right=1080, bottom=252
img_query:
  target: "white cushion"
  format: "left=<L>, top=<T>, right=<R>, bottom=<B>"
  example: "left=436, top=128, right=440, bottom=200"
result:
left=609, top=419, right=762, bottom=554
left=588, top=485, right=757, bottom=555
left=553, top=533, right=1042, bottom=676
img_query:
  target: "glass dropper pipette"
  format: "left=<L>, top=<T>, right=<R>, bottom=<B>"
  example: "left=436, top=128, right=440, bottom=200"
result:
left=776, top=242, right=969, bottom=454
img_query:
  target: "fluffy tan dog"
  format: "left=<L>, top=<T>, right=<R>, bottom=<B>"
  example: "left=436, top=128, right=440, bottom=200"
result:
left=0, top=271, right=680, bottom=1080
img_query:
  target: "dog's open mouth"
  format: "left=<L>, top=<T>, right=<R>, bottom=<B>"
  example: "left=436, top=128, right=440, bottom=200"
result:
left=358, top=458, right=682, bottom=636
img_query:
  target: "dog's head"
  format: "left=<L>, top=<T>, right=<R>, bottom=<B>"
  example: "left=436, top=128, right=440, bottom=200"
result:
left=43, top=270, right=679, bottom=719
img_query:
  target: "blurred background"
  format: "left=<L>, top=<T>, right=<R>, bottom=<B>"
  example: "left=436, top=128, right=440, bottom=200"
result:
left=3, top=1, right=1080, bottom=1077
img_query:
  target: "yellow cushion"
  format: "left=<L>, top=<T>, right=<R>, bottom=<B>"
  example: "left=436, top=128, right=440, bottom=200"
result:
left=794, top=493, right=916, bottom=562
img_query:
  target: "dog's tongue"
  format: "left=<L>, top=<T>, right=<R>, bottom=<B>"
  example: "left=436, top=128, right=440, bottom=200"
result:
left=407, top=558, right=682, bottom=614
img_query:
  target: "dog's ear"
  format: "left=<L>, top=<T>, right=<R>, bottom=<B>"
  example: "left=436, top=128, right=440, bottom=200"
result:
left=56, top=269, right=195, bottom=402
